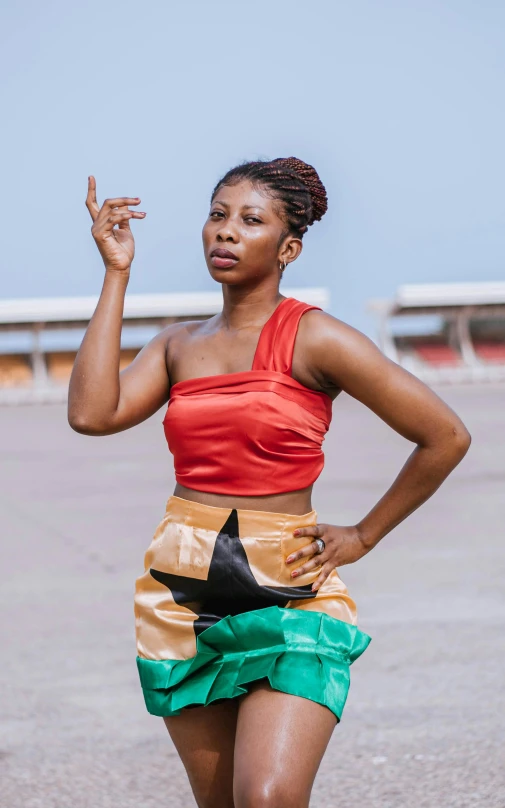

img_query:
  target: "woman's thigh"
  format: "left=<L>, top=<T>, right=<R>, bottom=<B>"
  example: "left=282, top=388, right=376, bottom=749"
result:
left=233, top=679, right=337, bottom=808
left=163, top=698, right=239, bottom=808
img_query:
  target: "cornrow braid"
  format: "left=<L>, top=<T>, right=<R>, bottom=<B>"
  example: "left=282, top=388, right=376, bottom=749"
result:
left=210, top=156, right=328, bottom=240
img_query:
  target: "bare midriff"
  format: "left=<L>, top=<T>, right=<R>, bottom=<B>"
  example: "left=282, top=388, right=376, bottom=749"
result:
left=172, top=482, right=314, bottom=516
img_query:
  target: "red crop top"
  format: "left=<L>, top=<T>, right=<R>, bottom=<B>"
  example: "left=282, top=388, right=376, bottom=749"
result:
left=163, top=296, right=333, bottom=495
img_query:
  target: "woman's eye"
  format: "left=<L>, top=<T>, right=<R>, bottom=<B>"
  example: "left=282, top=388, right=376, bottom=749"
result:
left=209, top=211, right=261, bottom=223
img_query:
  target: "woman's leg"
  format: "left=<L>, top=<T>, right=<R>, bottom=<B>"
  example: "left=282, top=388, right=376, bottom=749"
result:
left=163, top=698, right=239, bottom=808
left=233, top=679, right=337, bottom=808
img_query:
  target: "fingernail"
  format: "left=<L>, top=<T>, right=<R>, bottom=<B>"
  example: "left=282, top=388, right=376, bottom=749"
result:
left=291, top=570, right=299, bottom=577
left=293, top=530, right=300, bottom=536
left=286, top=555, right=293, bottom=563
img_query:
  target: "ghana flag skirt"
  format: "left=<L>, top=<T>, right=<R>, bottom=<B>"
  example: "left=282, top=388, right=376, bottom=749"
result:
left=134, top=495, right=371, bottom=722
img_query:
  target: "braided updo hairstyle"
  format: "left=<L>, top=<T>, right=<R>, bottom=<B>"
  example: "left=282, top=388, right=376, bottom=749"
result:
left=210, top=157, right=328, bottom=245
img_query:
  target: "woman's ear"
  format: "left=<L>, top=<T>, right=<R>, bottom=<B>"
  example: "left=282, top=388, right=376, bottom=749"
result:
left=280, top=236, right=303, bottom=265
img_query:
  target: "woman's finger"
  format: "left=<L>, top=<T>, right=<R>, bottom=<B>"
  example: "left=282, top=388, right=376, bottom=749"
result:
left=92, top=210, right=146, bottom=237
left=311, top=563, right=333, bottom=592
left=114, top=208, right=146, bottom=230
left=105, top=212, right=135, bottom=229
left=285, top=540, right=323, bottom=564
left=101, top=196, right=142, bottom=210
left=106, top=210, right=145, bottom=223
left=85, top=175, right=100, bottom=222
left=290, top=552, right=326, bottom=578
left=293, top=524, right=326, bottom=539
left=91, top=195, right=142, bottom=228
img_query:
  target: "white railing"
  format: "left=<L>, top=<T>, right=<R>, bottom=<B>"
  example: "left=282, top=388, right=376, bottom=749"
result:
left=367, top=282, right=505, bottom=385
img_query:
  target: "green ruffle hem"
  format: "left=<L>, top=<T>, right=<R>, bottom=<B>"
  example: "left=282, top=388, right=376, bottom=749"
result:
left=137, top=605, right=371, bottom=720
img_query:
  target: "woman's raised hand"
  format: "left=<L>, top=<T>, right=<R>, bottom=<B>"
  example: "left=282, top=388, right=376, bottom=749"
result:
left=85, top=176, right=146, bottom=273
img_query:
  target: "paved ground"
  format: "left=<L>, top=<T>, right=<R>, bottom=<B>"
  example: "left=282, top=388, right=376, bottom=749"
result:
left=1, top=384, right=504, bottom=808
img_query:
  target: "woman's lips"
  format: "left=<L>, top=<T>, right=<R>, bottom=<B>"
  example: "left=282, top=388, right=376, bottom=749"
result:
left=210, top=255, right=239, bottom=268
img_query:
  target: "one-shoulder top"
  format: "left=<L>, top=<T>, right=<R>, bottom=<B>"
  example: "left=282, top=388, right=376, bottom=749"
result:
left=162, top=296, right=333, bottom=495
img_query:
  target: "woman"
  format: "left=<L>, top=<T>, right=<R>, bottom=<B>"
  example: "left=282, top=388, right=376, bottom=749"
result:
left=69, top=157, right=471, bottom=808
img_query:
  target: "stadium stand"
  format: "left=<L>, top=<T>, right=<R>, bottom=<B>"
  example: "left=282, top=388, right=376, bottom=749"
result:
left=368, top=282, right=505, bottom=384
left=0, top=355, right=33, bottom=388
left=0, top=288, right=329, bottom=405
left=473, top=342, right=505, bottom=362
left=414, top=344, right=463, bottom=367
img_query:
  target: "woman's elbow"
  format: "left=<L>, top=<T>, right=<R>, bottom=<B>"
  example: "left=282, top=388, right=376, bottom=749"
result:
left=68, top=417, right=101, bottom=435
left=421, top=419, right=472, bottom=462
left=451, top=421, right=472, bottom=459
left=67, top=410, right=107, bottom=436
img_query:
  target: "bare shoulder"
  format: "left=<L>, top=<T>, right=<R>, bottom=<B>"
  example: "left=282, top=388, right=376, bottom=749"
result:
left=158, top=317, right=211, bottom=352
left=298, top=308, right=382, bottom=386
left=299, top=307, right=370, bottom=344
left=126, top=318, right=208, bottom=377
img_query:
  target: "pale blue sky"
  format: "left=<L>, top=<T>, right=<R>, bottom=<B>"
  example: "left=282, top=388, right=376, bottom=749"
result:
left=1, top=0, right=503, bottom=334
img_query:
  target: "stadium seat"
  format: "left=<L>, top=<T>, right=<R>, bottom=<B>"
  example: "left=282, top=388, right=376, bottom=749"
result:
left=0, top=355, right=33, bottom=387
left=473, top=342, right=505, bottom=363
left=415, top=344, right=462, bottom=366
left=47, top=352, right=77, bottom=382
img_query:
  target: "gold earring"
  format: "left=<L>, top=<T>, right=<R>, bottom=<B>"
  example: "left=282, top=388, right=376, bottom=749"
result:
left=279, top=260, right=287, bottom=273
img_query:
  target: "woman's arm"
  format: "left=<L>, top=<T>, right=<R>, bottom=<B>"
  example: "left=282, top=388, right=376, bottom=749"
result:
left=287, top=312, right=471, bottom=589
left=68, top=176, right=170, bottom=435
left=314, top=315, right=471, bottom=548
left=67, top=271, right=172, bottom=435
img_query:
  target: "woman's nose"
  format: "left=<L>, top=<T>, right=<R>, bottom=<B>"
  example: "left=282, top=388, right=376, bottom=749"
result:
left=216, top=223, right=239, bottom=242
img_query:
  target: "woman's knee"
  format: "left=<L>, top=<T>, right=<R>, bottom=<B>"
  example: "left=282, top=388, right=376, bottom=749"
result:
left=234, top=779, right=309, bottom=808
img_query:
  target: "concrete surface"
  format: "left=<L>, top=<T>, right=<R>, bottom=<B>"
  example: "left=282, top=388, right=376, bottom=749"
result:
left=1, top=384, right=504, bottom=807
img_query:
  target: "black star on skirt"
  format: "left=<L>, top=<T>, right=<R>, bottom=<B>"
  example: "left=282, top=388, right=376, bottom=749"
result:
left=150, top=508, right=317, bottom=635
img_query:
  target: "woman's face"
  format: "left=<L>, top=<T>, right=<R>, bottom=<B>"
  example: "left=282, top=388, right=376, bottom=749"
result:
left=202, top=180, right=302, bottom=285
